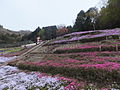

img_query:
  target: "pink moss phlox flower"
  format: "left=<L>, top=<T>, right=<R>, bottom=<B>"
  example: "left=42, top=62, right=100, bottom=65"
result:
left=110, top=63, right=120, bottom=70
left=64, top=59, right=81, bottom=63
left=37, top=74, right=44, bottom=78
left=51, top=29, right=120, bottom=44
left=91, top=58, right=105, bottom=62
left=102, top=88, right=108, bottom=90
left=64, top=82, right=76, bottom=90
left=79, top=62, right=120, bottom=70
left=58, top=77, right=77, bottom=82
left=79, top=64, right=93, bottom=68
left=103, top=57, right=120, bottom=61
left=48, top=62, right=63, bottom=67
left=30, top=60, right=54, bottom=66
left=34, top=62, right=47, bottom=66
left=64, top=81, right=83, bottom=90
left=64, top=85, right=73, bottom=90
left=35, top=72, right=48, bottom=78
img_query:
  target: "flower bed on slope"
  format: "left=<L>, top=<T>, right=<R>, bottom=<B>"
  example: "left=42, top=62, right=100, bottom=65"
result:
left=0, top=65, right=87, bottom=90
left=14, top=61, right=120, bottom=88
left=54, top=44, right=120, bottom=53
left=48, top=29, right=120, bottom=45
left=9, top=51, right=120, bottom=89
left=0, top=56, right=87, bottom=90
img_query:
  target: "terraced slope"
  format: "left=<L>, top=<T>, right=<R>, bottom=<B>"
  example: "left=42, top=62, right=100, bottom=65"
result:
left=8, top=28, right=120, bottom=89
left=48, top=28, right=120, bottom=45
left=5, top=42, right=48, bottom=64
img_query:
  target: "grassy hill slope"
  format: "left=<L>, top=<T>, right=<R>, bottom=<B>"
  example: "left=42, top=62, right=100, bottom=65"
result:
left=0, top=25, right=31, bottom=44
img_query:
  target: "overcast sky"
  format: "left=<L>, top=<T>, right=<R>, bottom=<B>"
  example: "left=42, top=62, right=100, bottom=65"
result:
left=0, top=0, right=100, bottom=31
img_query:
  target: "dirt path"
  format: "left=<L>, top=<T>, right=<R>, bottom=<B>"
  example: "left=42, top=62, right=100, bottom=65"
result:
left=4, top=41, right=50, bottom=65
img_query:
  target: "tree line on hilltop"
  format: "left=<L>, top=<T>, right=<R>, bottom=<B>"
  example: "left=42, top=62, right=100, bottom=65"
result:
left=24, top=0, right=120, bottom=42
left=74, top=0, right=120, bottom=31
left=1, top=0, right=120, bottom=43
left=22, top=25, right=71, bottom=42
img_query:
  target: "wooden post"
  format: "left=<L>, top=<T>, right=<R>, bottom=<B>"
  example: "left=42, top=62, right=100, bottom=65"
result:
left=119, top=36, right=120, bottom=39
left=63, top=45, right=65, bottom=49
left=116, top=44, right=118, bottom=51
left=76, top=44, right=77, bottom=48
left=106, top=36, right=108, bottom=40
left=99, top=46, right=102, bottom=52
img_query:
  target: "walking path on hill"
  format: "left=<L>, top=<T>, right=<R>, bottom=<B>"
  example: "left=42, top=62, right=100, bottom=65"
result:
left=0, top=41, right=49, bottom=66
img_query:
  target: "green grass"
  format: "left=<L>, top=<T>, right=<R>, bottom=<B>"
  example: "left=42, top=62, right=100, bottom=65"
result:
left=0, top=47, right=22, bottom=54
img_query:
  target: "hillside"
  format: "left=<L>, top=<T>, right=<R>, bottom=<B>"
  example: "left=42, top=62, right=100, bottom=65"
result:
left=9, top=28, right=120, bottom=89
left=0, top=25, right=17, bottom=34
left=18, top=30, right=31, bottom=36
left=0, top=25, right=31, bottom=44
left=0, top=25, right=31, bottom=36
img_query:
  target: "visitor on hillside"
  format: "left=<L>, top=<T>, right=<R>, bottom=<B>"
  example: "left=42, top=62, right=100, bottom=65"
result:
left=36, top=37, right=42, bottom=45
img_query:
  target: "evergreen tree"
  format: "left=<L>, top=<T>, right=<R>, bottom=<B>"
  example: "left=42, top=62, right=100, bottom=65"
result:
left=74, top=8, right=99, bottom=31
left=99, top=0, right=120, bottom=29
left=86, top=7, right=99, bottom=30
left=73, top=10, right=86, bottom=31
left=27, top=27, right=41, bottom=42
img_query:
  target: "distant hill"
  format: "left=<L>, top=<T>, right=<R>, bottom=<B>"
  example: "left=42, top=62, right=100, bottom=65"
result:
left=0, top=25, right=31, bottom=35
left=0, top=25, right=17, bottom=34
left=0, top=25, right=31, bottom=44
left=18, top=30, right=31, bottom=36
